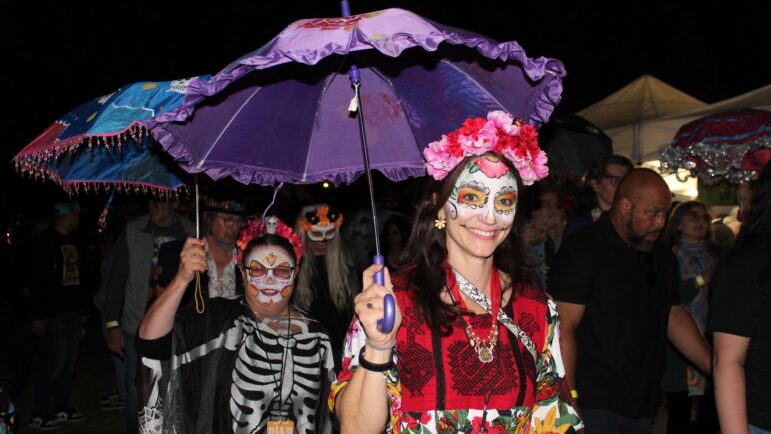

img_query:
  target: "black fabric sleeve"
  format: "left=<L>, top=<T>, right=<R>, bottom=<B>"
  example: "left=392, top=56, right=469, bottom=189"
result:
left=708, top=253, right=755, bottom=337
left=547, top=235, right=593, bottom=304
left=136, top=331, right=173, bottom=359
left=103, top=227, right=130, bottom=324
left=156, top=240, right=183, bottom=289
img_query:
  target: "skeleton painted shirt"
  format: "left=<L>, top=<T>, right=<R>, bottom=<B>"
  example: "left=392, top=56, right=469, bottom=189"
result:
left=136, top=297, right=335, bottom=434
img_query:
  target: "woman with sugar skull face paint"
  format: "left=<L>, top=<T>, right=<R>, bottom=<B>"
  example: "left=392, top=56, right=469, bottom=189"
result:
left=135, top=217, right=336, bottom=434
left=331, top=111, right=583, bottom=433
left=294, top=204, right=357, bottom=371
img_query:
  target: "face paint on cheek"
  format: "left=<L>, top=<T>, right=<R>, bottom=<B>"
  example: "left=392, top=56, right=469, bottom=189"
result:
left=280, top=285, right=293, bottom=299
left=245, top=246, right=295, bottom=305
left=247, top=283, right=259, bottom=297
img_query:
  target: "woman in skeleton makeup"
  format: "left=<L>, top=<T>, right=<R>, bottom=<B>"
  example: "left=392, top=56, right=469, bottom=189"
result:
left=294, top=204, right=356, bottom=371
left=331, top=112, right=583, bottom=433
left=135, top=216, right=335, bottom=434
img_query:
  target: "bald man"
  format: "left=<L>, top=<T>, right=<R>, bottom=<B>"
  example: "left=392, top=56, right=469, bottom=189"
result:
left=549, top=168, right=711, bottom=434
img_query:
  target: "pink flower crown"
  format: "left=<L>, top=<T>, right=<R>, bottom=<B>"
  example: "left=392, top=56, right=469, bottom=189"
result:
left=422, top=110, right=548, bottom=185
left=235, top=217, right=304, bottom=265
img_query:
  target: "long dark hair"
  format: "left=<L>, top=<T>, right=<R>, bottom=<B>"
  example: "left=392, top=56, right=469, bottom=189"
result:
left=736, top=162, right=771, bottom=245
left=402, top=154, right=528, bottom=334
left=734, top=162, right=771, bottom=297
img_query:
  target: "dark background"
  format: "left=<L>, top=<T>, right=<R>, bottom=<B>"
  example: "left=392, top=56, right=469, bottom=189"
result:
left=3, top=0, right=771, bottom=215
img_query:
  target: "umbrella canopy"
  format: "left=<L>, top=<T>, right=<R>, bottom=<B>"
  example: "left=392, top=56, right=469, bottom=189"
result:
left=660, top=108, right=771, bottom=184
left=41, top=138, right=187, bottom=196
left=13, top=77, right=206, bottom=195
left=538, top=113, right=612, bottom=177
left=148, top=8, right=566, bottom=186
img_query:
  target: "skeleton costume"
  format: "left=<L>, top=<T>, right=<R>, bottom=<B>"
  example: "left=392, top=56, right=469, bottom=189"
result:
left=136, top=217, right=335, bottom=434
left=137, top=299, right=334, bottom=433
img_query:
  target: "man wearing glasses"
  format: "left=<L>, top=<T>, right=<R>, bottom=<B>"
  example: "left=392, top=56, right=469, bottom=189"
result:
left=549, top=169, right=712, bottom=434
left=155, top=197, right=247, bottom=303
left=563, top=154, right=634, bottom=241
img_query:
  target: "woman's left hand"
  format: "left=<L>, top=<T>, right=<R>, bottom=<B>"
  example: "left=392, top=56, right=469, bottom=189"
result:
left=355, top=264, right=402, bottom=348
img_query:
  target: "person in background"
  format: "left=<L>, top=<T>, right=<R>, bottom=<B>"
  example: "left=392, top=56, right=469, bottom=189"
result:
left=154, top=197, right=246, bottom=304
left=29, top=201, right=86, bottom=431
left=294, top=204, right=356, bottom=370
left=562, top=155, right=633, bottom=242
left=522, top=182, right=566, bottom=290
left=103, top=199, right=193, bottom=434
left=378, top=214, right=411, bottom=270
left=660, top=201, right=719, bottom=434
left=91, top=230, right=127, bottom=411
left=709, top=162, right=771, bottom=434
left=551, top=169, right=711, bottom=434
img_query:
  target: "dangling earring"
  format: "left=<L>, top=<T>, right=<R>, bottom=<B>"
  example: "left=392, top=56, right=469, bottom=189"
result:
left=434, top=216, right=446, bottom=230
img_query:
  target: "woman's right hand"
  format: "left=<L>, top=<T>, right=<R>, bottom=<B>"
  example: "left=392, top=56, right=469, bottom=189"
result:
left=355, top=264, right=402, bottom=347
left=176, top=238, right=207, bottom=285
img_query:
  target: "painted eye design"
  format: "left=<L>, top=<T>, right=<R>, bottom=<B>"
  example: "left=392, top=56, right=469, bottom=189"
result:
left=456, top=182, right=489, bottom=209
left=494, top=189, right=517, bottom=214
left=247, top=260, right=267, bottom=278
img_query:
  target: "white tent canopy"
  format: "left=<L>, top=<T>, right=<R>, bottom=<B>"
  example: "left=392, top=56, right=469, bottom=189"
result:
left=608, top=82, right=771, bottom=162
left=578, top=74, right=707, bottom=131
left=578, top=75, right=708, bottom=161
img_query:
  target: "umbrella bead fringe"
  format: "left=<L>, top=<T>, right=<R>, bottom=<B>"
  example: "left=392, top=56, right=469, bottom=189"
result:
left=16, top=126, right=151, bottom=165
left=660, top=137, right=771, bottom=184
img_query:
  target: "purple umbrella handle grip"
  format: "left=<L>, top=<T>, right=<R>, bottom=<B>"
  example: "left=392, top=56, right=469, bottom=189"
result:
left=373, top=255, right=396, bottom=333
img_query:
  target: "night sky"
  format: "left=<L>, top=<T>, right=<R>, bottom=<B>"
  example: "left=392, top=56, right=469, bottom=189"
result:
left=3, top=1, right=770, bottom=214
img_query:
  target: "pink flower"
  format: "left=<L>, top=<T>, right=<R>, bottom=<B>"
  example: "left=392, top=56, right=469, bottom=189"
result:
left=487, top=110, right=519, bottom=136
left=475, top=155, right=511, bottom=179
left=516, top=150, right=549, bottom=186
left=422, top=111, right=548, bottom=184
left=531, top=149, right=549, bottom=179
left=457, top=120, right=498, bottom=155
left=424, top=137, right=463, bottom=180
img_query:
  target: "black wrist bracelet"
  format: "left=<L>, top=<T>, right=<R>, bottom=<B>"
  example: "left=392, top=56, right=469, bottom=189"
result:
left=358, top=346, right=393, bottom=373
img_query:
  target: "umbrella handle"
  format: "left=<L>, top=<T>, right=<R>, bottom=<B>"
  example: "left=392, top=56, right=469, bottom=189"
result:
left=374, top=254, right=396, bottom=333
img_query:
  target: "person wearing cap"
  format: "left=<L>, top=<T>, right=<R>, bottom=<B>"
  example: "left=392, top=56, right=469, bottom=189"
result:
left=102, top=199, right=194, bottom=434
left=29, top=201, right=86, bottom=430
left=153, top=197, right=246, bottom=306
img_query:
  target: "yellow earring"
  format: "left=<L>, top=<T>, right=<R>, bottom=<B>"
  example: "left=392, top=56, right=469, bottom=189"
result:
left=434, top=217, right=446, bottom=229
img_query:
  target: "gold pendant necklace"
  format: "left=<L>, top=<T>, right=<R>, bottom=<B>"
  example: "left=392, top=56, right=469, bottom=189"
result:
left=463, top=320, right=499, bottom=363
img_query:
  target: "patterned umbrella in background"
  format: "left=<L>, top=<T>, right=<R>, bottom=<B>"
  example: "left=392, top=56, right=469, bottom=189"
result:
left=660, top=108, right=771, bottom=184
left=13, top=77, right=207, bottom=225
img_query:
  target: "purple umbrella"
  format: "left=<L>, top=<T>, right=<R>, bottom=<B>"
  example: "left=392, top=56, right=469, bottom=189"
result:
left=148, top=8, right=565, bottom=185
left=148, top=7, right=566, bottom=327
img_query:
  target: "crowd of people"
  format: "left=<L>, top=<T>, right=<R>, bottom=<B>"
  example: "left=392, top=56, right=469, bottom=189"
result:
left=1, top=110, right=769, bottom=434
